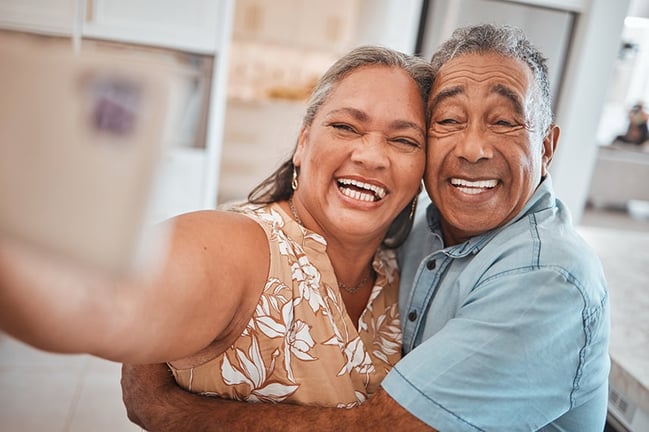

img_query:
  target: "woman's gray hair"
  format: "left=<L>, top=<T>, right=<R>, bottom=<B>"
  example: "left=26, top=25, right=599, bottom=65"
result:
left=430, top=24, right=553, bottom=138
left=247, top=45, right=433, bottom=248
left=301, top=45, right=434, bottom=130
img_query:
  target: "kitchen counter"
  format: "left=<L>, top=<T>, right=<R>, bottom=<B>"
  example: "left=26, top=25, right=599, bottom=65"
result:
left=587, top=144, right=649, bottom=209
left=577, top=226, right=649, bottom=431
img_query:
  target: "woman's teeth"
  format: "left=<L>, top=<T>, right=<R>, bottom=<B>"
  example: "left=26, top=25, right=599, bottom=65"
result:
left=337, top=178, right=386, bottom=202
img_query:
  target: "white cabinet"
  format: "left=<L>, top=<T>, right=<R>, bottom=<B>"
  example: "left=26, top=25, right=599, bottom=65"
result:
left=233, top=0, right=296, bottom=46
left=82, top=0, right=225, bottom=54
left=0, top=0, right=78, bottom=36
left=150, top=148, right=208, bottom=220
left=0, top=0, right=235, bottom=219
left=233, top=0, right=360, bottom=52
left=295, top=0, right=360, bottom=52
left=218, top=99, right=305, bottom=203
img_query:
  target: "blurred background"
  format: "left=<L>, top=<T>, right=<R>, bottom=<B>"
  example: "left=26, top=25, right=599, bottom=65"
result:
left=0, top=0, right=647, bottom=431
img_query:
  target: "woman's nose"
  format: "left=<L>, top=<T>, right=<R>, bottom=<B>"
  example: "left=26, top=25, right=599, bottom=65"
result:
left=350, top=132, right=389, bottom=168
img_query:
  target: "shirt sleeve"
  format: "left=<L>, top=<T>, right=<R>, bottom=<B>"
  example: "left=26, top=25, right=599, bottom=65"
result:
left=381, top=267, right=608, bottom=432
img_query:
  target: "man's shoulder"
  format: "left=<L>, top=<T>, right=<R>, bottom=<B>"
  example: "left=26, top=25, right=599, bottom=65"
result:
left=479, top=207, right=608, bottom=304
left=487, top=200, right=593, bottom=263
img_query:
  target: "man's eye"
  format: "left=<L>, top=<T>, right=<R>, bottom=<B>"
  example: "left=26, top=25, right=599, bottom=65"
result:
left=494, top=119, right=515, bottom=127
left=438, top=118, right=458, bottom=125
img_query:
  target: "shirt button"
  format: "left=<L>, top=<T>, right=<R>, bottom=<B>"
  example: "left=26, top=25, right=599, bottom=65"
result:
left=426, top=259, right=436, bottom=270
left=408, top=310, right=417, bottom=321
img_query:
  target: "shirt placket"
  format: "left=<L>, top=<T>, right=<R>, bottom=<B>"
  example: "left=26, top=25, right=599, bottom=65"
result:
left=401, top=251, right=451, bottom=353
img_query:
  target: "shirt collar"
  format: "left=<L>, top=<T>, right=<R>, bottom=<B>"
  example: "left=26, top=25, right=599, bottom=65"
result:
left=425, top=175, right=556, bottom=257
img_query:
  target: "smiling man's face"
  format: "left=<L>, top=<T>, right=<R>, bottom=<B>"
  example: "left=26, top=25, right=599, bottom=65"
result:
left=425, top=52, right=557, bottom=245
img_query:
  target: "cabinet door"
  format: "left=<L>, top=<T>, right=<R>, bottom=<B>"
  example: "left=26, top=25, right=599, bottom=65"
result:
left=83, top=0, right=224, bottom=53
left=296, top=0, right=360, bottom=52
left=0, top=0, right=78, bottom=36
left=233, top=0, right=360, bottom=51
left=149, top=148, right=207, bottom=221
left=233, top=0, right=298, bottom=45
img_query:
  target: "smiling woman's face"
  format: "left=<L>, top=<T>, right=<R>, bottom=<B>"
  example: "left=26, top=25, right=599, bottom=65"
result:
left=425, top=53, right=557, bottom=245
left=292, top=65, right=426, bottom=244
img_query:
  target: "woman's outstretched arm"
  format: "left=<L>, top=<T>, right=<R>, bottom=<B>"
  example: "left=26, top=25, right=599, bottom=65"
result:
left=0, top=210, right=268, bottom=364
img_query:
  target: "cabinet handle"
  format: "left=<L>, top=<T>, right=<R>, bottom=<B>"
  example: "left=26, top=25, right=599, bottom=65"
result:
left=85, top=0, right=94, bottom=23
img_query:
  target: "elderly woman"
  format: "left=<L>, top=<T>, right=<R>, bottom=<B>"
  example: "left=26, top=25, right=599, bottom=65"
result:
left=0, top=45, right=433, bottom=408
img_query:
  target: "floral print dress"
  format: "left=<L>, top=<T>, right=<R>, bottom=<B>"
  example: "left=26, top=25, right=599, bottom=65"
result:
left=168, top=202, right=402, bottom=408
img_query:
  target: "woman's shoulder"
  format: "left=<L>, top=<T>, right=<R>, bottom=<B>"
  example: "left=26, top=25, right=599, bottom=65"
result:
left=167, top=205, right=271, bottom=252
left=219, top=201, right=279, bottom=220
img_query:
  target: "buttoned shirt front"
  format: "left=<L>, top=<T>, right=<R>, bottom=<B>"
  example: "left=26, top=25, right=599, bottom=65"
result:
left=382, top=177, right=611, bottom=431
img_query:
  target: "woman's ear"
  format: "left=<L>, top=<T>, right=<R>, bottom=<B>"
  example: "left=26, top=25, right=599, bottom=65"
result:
left=541, top=125, right=560, bottom=177
left=293, top=126, right=308, bottom=166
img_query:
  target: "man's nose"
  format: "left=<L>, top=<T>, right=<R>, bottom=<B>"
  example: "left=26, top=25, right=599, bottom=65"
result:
left=453, top=123, right=493, bottom=162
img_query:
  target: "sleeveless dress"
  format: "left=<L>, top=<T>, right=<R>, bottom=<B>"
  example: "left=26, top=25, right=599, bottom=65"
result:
left=168, top=202, right=402, bottom=408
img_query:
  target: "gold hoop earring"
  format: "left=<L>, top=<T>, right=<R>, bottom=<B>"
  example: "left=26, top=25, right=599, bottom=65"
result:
left=408, top=195, right=418, bottom=221
left=291, top=167, right=299, bottom=191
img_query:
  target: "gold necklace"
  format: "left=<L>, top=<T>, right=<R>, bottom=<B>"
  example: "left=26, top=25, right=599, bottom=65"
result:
left=338, top=268, right=375, bottom=294
left=288, top=198, right=303, bottom=226
left=287, top=198, right=374, bottom=295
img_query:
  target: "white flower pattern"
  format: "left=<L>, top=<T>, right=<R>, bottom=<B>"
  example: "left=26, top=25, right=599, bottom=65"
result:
left=169, top=202, right=402, bottom=408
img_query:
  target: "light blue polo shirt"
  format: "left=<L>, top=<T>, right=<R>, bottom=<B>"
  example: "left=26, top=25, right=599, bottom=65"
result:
left=382, top=177, right=610, bottom=431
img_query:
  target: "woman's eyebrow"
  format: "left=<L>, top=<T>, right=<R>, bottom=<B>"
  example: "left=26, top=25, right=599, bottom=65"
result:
left=325, top=107, right=369, bottom=122
left=391, top=120, right=425, bottom=137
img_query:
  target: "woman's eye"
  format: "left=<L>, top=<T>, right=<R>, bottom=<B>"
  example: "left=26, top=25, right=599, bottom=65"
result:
left=331, top=123, right=358, bottom=134
left=389, top=137, right=422, bottom=152
left=438, top=118, right=458, bottom=125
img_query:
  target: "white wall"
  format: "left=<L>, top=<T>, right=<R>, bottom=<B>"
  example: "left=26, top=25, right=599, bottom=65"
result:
left=354, top=0, right=424, bottom=53
left=551, top=0, right=631, bottom=223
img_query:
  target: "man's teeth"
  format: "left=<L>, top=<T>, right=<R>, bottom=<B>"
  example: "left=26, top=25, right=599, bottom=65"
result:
left=450, top=178, right=497, bottom=195
left=338, top=178, right=387, bottom=201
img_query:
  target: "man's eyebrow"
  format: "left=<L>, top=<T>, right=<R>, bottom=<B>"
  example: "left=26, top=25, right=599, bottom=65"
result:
left=491, top=83, right=525, bottom=116
left=326, top=107, right=425, bottom=136
left=430, top=86, right=464, bottom=109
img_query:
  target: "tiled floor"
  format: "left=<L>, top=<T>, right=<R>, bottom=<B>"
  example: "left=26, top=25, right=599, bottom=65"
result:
left=1, top=205, right=648, bottom=431
left=0, top=338, right=140, bottom=432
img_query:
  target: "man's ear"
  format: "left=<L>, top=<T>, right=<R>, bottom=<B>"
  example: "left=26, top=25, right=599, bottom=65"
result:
left=293, top=126, right=308, bottom=166
left=541, top=125, right=560, bottom=177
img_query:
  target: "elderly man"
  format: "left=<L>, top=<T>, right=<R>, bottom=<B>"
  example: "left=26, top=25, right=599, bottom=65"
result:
left=122, top=24, right=610, bottom=432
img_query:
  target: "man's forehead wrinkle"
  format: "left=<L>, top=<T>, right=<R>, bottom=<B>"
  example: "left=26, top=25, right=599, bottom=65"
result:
left=441, top=67, right=522, bottom=83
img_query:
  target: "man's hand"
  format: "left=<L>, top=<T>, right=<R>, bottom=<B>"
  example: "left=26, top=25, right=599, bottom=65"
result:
left=121, top=363, right=177, bottom=430
left=121, top=362, right=434, bottom=431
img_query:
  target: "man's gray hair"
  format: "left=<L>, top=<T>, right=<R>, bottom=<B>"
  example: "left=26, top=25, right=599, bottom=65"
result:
left=430, top=24, right=553, bottom=137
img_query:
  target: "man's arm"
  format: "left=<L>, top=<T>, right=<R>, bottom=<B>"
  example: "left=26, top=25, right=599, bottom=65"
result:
left=121, top=363, right=435, bottom=432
